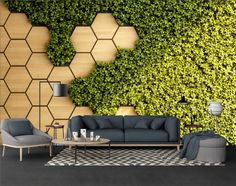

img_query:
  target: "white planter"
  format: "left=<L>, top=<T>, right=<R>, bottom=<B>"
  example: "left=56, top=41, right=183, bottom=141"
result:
left=208, top=102, right=223, bottom=116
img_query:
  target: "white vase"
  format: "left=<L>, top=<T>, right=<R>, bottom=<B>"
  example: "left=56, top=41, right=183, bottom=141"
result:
left=208, top=102, right=223, bottom=116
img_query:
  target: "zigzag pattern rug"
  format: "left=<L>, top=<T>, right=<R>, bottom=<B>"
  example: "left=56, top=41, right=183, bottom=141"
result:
left=45, top=148, right=224, bottom=166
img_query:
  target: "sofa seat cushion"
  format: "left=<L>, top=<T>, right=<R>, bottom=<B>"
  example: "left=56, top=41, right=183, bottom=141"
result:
left=87, top=129, right=124, bottom=142
left=125, top=129, right=168, bottom=142
left=15, top=135, right=51, bottom=146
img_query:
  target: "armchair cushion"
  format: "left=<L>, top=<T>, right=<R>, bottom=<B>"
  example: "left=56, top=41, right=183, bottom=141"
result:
left=8, top=120, right=33, bottom=137
left=15, top=135, right=51, bottom=146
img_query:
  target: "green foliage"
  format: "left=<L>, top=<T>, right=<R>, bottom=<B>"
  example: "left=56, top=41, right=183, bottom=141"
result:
left=5, top=0, right=236, bottom=144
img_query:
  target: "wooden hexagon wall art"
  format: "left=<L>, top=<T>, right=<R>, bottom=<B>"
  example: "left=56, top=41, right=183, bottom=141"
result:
left=5, top=13, right=32, bottom=39
left=0, top=5, right=140, bottom=127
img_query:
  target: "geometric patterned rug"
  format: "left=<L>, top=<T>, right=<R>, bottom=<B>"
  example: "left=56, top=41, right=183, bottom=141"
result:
left=45, top=148, right=224, bottom=166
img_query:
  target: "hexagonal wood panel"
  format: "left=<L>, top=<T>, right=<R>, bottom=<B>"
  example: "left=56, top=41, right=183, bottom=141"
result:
left=0, top=1, right=10, bottom=26
left=116, top=106, right=137, bottom=116
left=113, top=27, right=139, bottom=49
left=27, top=106, right=54, bottom=129
left=91, top=40, right=117, bottom=63
left=0, top=80, right=10, bottom=105
left=26, top=27, right=50, bottom=52
left=71, top=106, right=93, bottom=117
left=48, top=97, right=75, bottom=119
left=0, top=26, right=10, bottom=52
left=5, top=67, right=32, bottom=92
left=70, top=53, right=95, bottom=77
left=0, top=106, right=9, bottom=120
left=26, top=80, right=53, bottom=106
left=48, top=67, right=74, bottom=84
left=27, top=107, right=40, bottom=128
left=5, top=40, right=32, bottom=65
left=71, top=27, right=97, bottom=52
left=5, top=93, right=32, bottom=118
left=5, top=13, right=32, bottom=39
left=26, top=53, right=53, bottom=79
left=0, top=53, right=10, bottom=79
left=91, top=13, right=118, bottom=39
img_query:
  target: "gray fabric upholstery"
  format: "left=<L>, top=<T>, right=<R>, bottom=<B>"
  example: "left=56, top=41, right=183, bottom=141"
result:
left=82, top=116, right=98, bottom=129
left=96, top=118, right=113, bottom=129
left=8, top=119, right=33, bottom=136
left=125, top=129, right=168, bottom=142
left=1, top=118, right=51, bottom=147
left=87, top=129, right=124, bottom=142
left=150, top=118, right=166, bottom=130
left=92, top=116, right=123, bottom=129
left=14, top=135, right=51, bottom=146
left=67, top=115, right=180, bottom=144
left=134, top=119, right=150, bottom=129
left=164, top=117, right=180, bottom=142
left=196, top=137, right=226, bottom=163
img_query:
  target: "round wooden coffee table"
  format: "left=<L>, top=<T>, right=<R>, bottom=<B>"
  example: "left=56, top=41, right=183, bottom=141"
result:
left=52, top=138, right=111, bottom=164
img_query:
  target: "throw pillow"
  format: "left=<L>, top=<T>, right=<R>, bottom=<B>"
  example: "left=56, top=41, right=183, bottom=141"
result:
left=134, top=119, right=150, bottom=129
left=150, top=118, right=166, bottom=130
left=8, top=120, right=33, bottom=137
left=82, top=117, right=98, bottom=130
left=96, top=119, right=113, bottom=129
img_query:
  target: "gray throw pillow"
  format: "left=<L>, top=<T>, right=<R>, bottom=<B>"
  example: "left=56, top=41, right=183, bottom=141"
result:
left=134, top=119, right=150, bottom=129
left=8, top=120, right=33, bottom=136
left=96, top=119, right=113, bottom=129
left=82, top=117, right=98, bottom=130
left=150, top=118, right=166, bottom=130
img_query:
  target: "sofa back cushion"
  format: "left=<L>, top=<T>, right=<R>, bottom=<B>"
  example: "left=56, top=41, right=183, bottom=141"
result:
left=69, top=116, right=85, bottom=133
left=7, top=119, right=33, bottom=137
left=96, top=119, right=113, bottom=129
left=91, top=116, right=123, bottom=129
left=82, top=116, right=98, bottom=130
left=124, top=116, right=166, bottom=129
left=134, top=119, right=150, bottom=129
left=150, top=118, right=166, bottom=130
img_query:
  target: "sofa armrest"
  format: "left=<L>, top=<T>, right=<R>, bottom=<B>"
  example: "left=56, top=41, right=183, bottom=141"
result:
left=164, top=117, right=180, bottom=142
left=33, top=128, right=52, bottom=141
left=1, top=129, right=19, bottom=146
left=67, top=116, right=84, bottom=138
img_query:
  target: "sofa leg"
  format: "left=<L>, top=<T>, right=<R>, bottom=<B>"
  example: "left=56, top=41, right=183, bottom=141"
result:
left=20, top=148, right=23, bottom=161
left=28, top=148, right=30, bottom=154
left=177, top=145, right=180, bottom=151
left=2, top=145, right=5, bottom=157
left=49, top=144, right=52, bottom=157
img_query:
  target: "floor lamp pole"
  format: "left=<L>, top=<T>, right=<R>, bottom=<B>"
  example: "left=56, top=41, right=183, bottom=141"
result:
left=39, top=80, right=61, bottom=130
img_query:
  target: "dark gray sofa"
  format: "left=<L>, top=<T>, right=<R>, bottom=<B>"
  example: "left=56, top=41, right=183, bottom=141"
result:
left=67, top=115, right=180, bottom=149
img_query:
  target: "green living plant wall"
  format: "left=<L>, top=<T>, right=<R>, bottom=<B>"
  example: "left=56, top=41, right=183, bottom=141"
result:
left=5, top=0, right=236, bottom=144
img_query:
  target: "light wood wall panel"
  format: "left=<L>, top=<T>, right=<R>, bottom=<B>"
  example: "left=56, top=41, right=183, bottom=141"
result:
left=26, top=27, right=50, bottom=52
left=0, top=1, right=10, bottom=25
left=91, top=13, right=118, bottom=39
left=0, top=54, right=10, bottom=78
left=5, top=40, right=31, bottom=65
left=5, top=67, right=31, bottom=92
left=71, top=27, right=96, bottom=52
left=4, top=13, right=31, bottom=39
left=0, top=3, right=139, bottom=141
left=70, top=53, right=95, bottom=77
left=0, top=26, right=10, bottom=52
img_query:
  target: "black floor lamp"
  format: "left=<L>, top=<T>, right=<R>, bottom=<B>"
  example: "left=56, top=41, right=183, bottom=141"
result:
left=39, top=81, right=68, bottom=130
left=178, top=96, right=196, bottom=126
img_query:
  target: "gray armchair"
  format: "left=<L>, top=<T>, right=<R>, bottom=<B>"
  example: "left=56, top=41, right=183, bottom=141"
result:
left=1, top=118, right=52, bottom=161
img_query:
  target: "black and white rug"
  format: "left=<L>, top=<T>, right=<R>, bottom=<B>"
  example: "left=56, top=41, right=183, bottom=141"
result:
left=45, top=148, right=224, bottom=166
